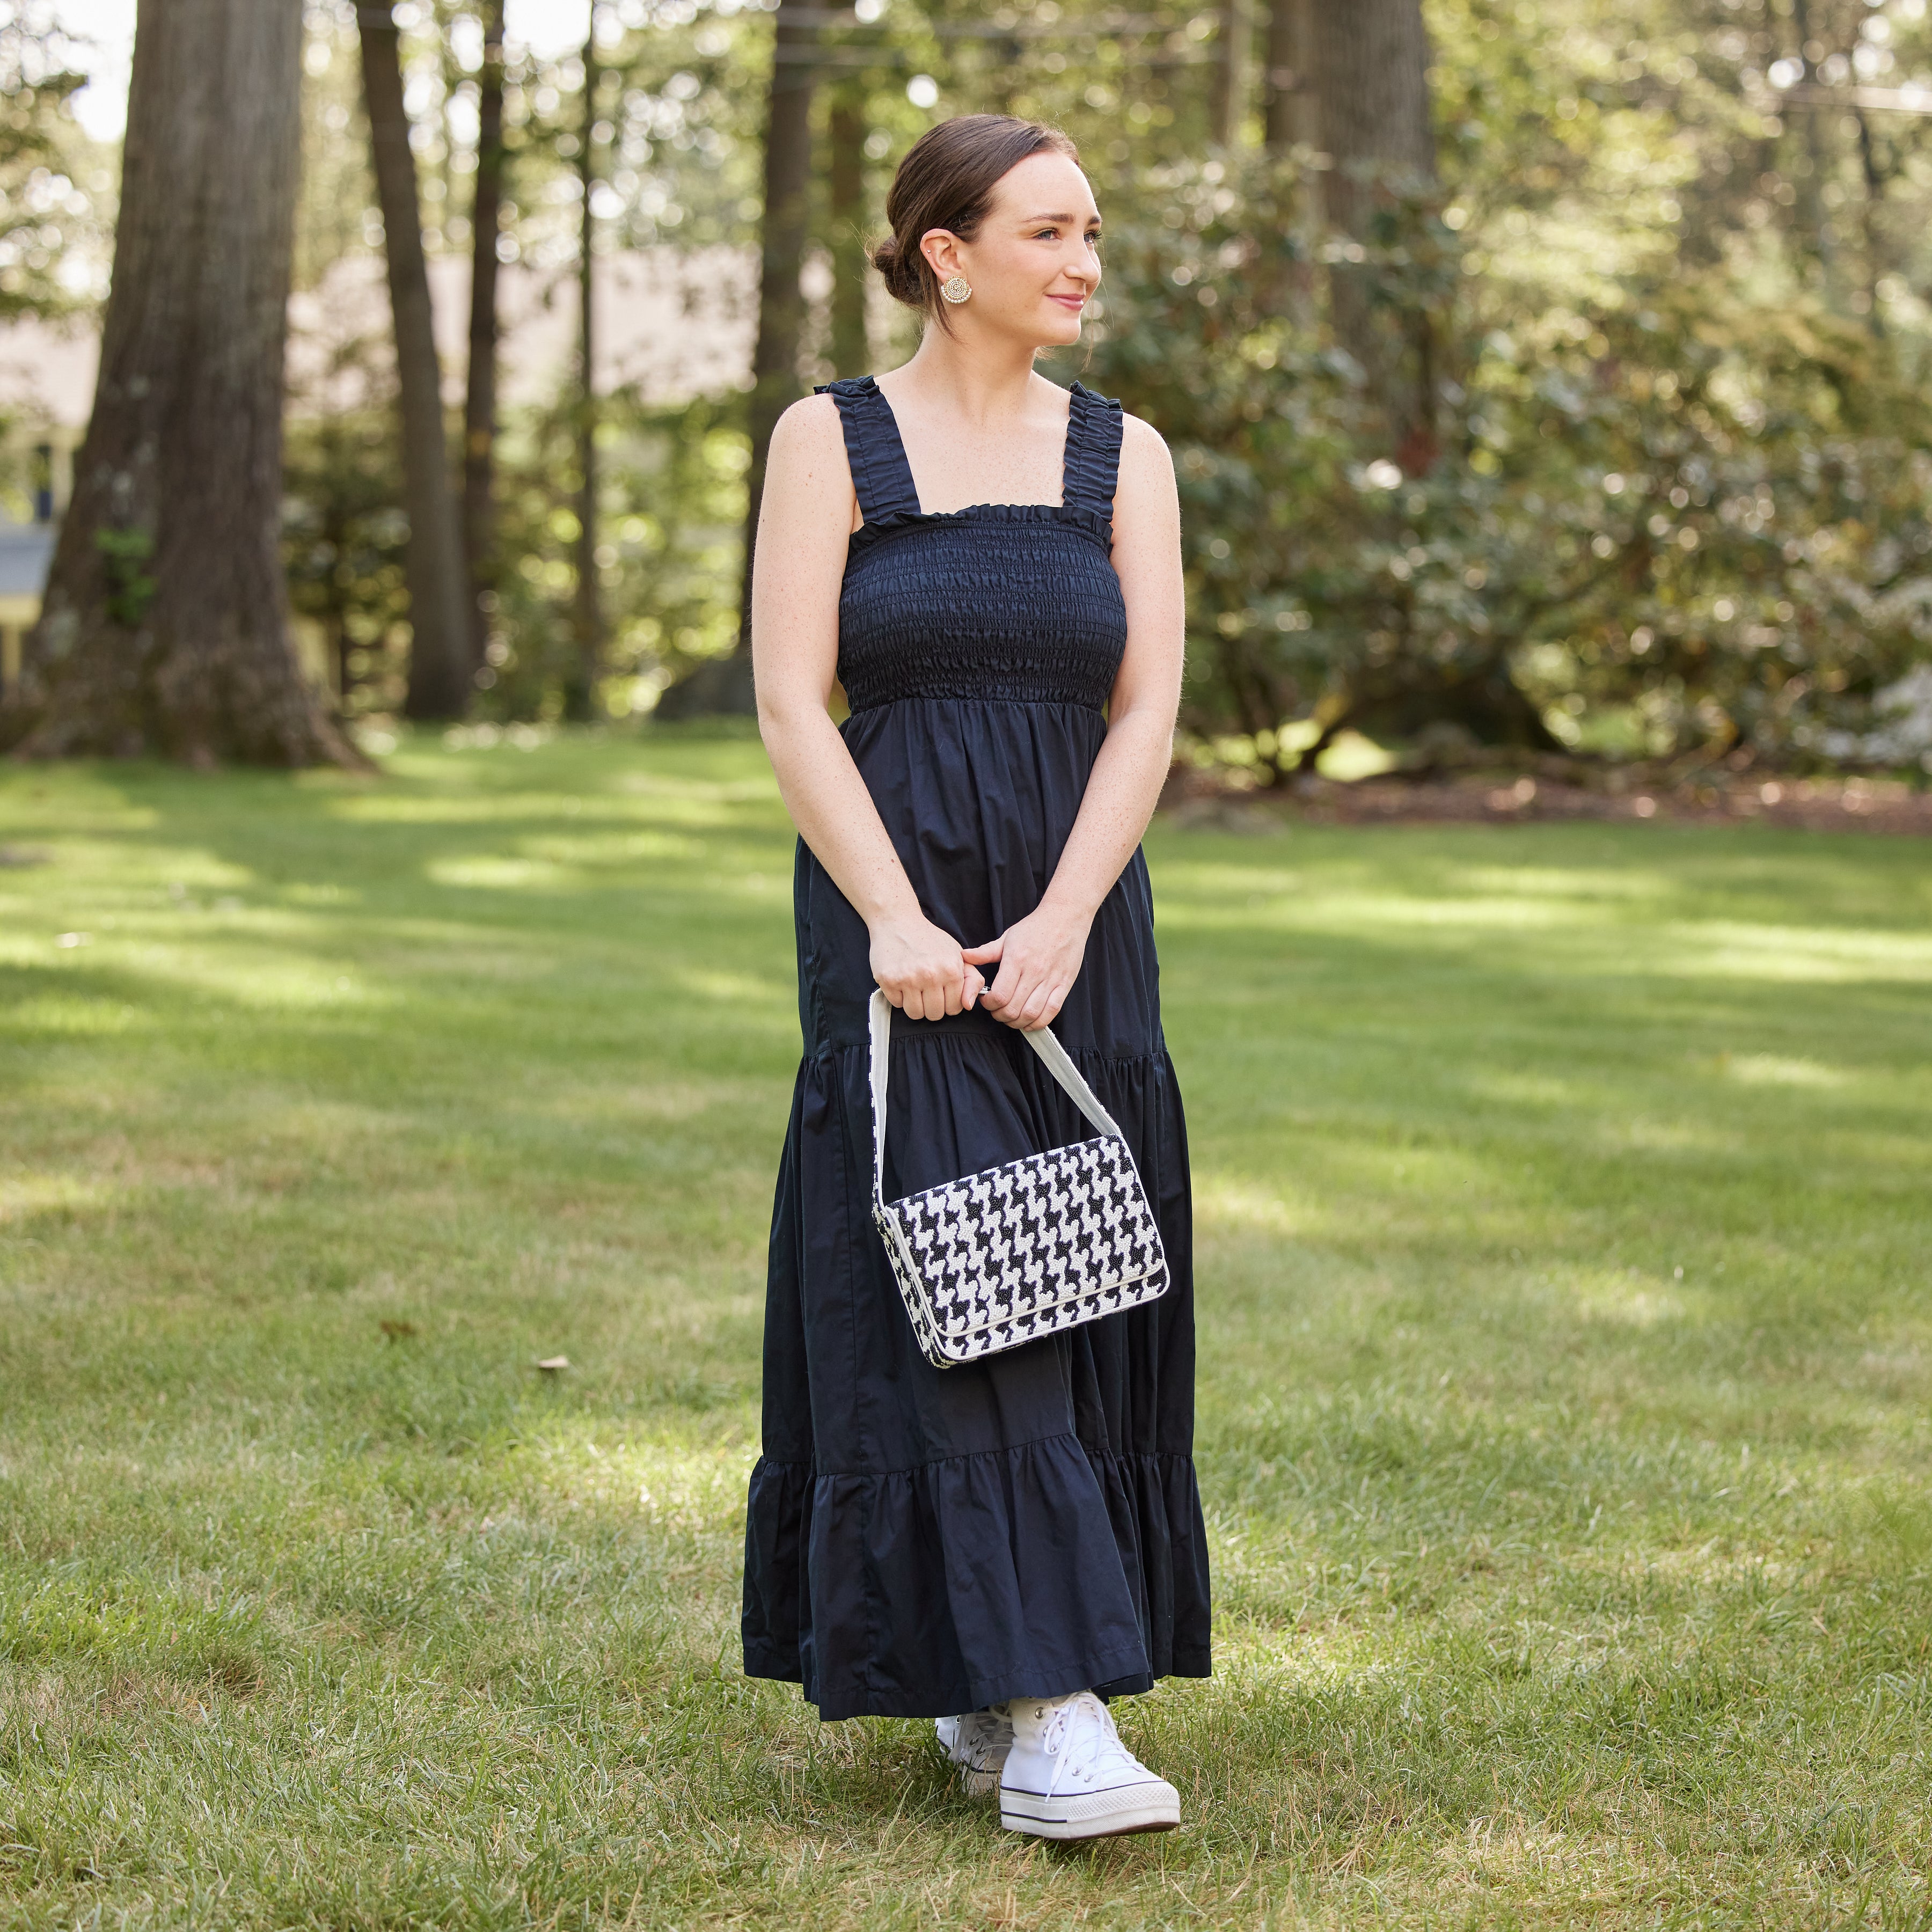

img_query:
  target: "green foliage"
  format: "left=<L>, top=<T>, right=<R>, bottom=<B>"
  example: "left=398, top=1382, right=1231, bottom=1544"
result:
left=1080, top=148, right=1932, bottom=776
left=282, top=406, right=412, bottom=716
left=283, top=6, right=760, bottom=726
left=93, top=525, right=155, bottom=628
left=279, top=374, right=747, bottom=726
left=0, top=12, right=101, bottom=321
left=2, top=740, right=1929, bottom=1921
left=480, top=392, right=747, bottom=721
left=295, top=0, right=769, bottom=265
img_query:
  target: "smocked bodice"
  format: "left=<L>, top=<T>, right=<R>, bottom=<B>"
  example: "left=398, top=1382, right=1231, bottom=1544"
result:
left=818, top=376, right=1128, bottom=713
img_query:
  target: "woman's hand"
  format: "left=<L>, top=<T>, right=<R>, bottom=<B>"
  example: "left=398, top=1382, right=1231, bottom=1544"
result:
left=871, top=914, right=985, bottom=1021
left=963, top=904, right=1092, bottom=1031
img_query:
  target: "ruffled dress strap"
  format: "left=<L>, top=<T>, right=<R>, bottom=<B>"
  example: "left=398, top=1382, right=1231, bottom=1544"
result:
left=1063, top=383, right=1125, bottom=533
left=817, top=376, right=924, bottom=524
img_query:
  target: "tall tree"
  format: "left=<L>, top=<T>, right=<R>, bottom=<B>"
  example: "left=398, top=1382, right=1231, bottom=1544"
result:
left=564, top=7, right=604, bottom=722
left=1209, top=0, right=1248, bottom=148
left=360, top=0, right=471, bottom=721
left=740, top=12, right=818, bottom=647
left=828, top=82, right=870, bottom=379
left=5, top=0, right=353, bottom=766
left=1853, top=106, right=1891, bottom=336
left=658, top=6, right=816, bottom=716
left=1261, top=0, right=1315, bottom=153
left=463, top=0, right=508, bottom=671
left=1788, top=0, right=1839, bottom=298
left=1309, top=0, right=1438, bottom=466
left=1260, top=0, right=1320, bottom=328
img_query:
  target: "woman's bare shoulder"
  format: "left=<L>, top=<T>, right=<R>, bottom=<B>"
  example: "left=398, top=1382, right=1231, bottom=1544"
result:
left=765, top=393, right=856, bottom=516
left=1118, top=410, right=1174, bottom=473
left=771, top=390, right=846, bottom=454
left=1114, top=411, right=1177, bottom=516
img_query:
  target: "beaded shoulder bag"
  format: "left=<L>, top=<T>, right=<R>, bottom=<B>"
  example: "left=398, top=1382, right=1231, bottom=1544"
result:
left=867, top=989, right=1169, bottom=1369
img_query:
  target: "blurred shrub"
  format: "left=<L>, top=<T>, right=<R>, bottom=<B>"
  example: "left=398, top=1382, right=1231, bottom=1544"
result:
left=1079, top=151, right=1932, bottom=779
left=281, top=387, right=746, bottom=725
left=479, top=391, right=746, bottom=723
left=283, top=405, right=411, bottom=717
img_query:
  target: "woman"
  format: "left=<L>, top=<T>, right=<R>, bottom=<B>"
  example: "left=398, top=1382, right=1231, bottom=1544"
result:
left=742, top=114, right=1209, bottom=1841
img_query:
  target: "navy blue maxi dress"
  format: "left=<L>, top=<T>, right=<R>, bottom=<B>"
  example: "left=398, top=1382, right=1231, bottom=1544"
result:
left=741, top=375, right=1212, bottom=1723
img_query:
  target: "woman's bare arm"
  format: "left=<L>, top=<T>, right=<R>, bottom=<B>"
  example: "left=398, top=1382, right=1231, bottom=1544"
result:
left=752, top=396, right=984, bottom=1021
left=964, top=413, right=1184, bottom=1029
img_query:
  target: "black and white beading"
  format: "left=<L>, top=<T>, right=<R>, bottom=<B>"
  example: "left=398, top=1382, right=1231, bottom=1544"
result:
left=868, top=989, right=1170, bottom=1369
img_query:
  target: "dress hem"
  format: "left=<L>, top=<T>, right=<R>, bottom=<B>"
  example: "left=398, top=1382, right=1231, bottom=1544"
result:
left=742, top=1438, right=1212, bottom=1721
left=742, top=1645, right=1214, bottom=1721
left=744, top=1635, right=1166, bottom=1724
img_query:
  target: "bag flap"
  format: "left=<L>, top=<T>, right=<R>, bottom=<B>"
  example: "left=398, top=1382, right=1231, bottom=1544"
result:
left=883, top=1137, right=1168, bottom=1338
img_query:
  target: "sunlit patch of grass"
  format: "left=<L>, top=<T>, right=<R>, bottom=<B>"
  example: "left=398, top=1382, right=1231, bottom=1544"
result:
left=1192, top=1176, right=1302, bottom=1235
left=0, top=735, right=1928, bottom=1927
left=0, top=1170, right=113, bottom=1227
left=1451, top=863, right=1675, bottom=901
left=426, top=853, right=585, bottom=889
left=1566, top=1270, right=1697, bottom=1329
left=1723, top=1051, right=1849, bottom=1088
left=0, top=993, right=148, bottom=1036
left=1664, top=918, right=1932, bottom=983
left=100, top=943, right=402, bottom=1011
left=675, top=965, right=797, bottom=1009
left=519, top=829, right=711, bottom=866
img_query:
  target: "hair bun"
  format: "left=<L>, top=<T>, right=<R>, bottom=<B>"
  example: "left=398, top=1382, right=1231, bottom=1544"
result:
left=868, top=232, right=926, bottom=305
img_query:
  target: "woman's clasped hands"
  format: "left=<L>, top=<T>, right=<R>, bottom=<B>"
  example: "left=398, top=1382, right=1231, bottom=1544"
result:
left=871, top=901, right=1091, bottom=1031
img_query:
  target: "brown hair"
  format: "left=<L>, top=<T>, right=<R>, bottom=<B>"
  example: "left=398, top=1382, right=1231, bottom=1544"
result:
left=872, top=115, right=1081, bottom=323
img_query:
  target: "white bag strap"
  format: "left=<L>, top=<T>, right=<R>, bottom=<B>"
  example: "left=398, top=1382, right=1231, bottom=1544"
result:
left=868, top=987, right=1126, bottom=1208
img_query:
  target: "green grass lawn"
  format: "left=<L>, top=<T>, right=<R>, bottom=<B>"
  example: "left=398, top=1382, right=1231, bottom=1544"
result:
left=2, top=729, right=1929, bottom=1930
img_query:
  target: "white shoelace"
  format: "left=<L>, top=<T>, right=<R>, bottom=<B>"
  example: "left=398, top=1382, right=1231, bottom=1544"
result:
left=1037, top=1692, right=1141, bottom=1799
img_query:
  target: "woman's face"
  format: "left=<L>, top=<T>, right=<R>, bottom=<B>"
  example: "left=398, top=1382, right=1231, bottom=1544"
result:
left=920, top=150, right=1102, bottom=348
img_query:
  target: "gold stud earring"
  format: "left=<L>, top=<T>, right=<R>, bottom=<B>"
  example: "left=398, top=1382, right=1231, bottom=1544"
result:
left=940, top=275, right=971, bottom=305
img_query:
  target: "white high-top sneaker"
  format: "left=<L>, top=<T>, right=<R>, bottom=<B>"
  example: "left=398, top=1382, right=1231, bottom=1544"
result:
left=934, top=1708, right=1015, bottom=1796
left=998, top=1691, right=1181, bottom=1839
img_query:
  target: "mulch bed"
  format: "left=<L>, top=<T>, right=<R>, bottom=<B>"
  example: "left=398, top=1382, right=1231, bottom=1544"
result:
left=1159, top=768, right=1932, bottom=835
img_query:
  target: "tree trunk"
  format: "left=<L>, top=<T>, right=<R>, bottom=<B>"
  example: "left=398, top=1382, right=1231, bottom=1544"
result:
left=321, top=419, right=355, bottom=706
left=5, top=0, right=354, bottom=767
left=660, top=7, right=814, bottom=718
left=463, top=0, right=507, bottom=672
left=360, top=0, right=470, bottom=722
left=736, top=10, right=818, bottom=679
left=986, top=35, right=1024, bottom=116
left=1208, top=0, right=1247, bottom=148
left=1262, top=0, right=1316, bottom=153
left=1309, top=0, right=1438, bottom=466
left=828, top=84, right=869, bottom=379
left=1312, top=0, right=1435, bottom=232
left=1789, top=0, right=1838, bottom=299
left=1854, top=108, right=1887, bottom=338
left=1261, top=0, right=1319, bottom=327
left=564, top=9, right=603, bottom=722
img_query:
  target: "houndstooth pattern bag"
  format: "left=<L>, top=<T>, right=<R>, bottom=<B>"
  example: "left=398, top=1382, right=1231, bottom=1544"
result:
left=868, top=989, right=1169, bottom=1369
